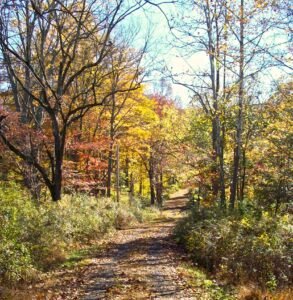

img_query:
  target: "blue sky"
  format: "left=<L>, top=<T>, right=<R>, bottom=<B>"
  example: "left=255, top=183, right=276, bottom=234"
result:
left=121, top=1, right=292, bottom=107
left=118, top=1, right=193, bottom=105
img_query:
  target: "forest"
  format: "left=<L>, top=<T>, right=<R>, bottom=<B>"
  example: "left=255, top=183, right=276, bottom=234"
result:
left=0, top=0, right=292, bottom=299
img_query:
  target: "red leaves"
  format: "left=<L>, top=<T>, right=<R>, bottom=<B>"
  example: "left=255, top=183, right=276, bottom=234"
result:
left=152, top=94, right=173, bottom=118
left=0, top=111, right=48, bottom=150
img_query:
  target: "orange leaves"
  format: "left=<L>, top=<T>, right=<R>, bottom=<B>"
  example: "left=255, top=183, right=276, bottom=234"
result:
left=69, top=140, right=110, bottom=152
left=1, top=111, right=48, bottom=148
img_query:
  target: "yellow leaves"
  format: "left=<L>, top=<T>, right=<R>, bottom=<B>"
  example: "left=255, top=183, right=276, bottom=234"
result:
left=127, top=127, right=151, bottom=141
left=255, top=232, right=271, bottom=247
left=226, top=12, right=233, bottom=23
left=240, top=217, right=251, bottom=229
left=281, top=214, right=290, bottom=224
left=219, top=42, right=228, bottom=53
left=254, top=0, right=269, bottom=10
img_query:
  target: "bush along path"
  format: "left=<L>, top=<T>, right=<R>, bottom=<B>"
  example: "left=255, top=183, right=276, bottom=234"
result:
left=5, top=190, right=233, bottom=300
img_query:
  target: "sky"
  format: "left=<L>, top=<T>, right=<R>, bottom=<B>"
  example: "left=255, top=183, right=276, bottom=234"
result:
left=122, top=1, right=195, bottom=105
left=2, top=0, right=290, bottom=106
left=122, top=0, right=292, bottom=107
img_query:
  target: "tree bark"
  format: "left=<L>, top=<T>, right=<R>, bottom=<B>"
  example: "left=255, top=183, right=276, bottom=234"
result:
left=205, top=1, right=225, bottom=205
left=107, top=146, right=113, bottom=197
left=116, top=144, right=120, bottom=203
left=230, top=0, right=245, bottom=210
left=155, top=168, right=163, bottom=207
left=125, top=156, right=130, bottom=187
left=239, top=148, right=246, bottom=202
left=149, top=154, right=156, bottom=205
left=129, top=172, right=134, bottom=205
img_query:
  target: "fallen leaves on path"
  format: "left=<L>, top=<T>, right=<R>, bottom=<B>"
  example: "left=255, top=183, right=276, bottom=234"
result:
left=4, top=190, right=208, bottom=300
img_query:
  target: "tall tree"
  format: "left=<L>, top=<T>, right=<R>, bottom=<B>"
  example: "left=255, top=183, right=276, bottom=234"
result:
left=229, top=0, right=244, bottom=209
left=170, top=0, right=292, bottom=208
left=170, top=0, right=232, bottom=206
left=0, top=0, right=148, bottom=201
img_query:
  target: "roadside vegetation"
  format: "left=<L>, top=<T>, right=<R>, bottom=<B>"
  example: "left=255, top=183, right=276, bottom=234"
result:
left=178, top=263, right=235, bottom=300
left=175, top=194, right=292, bottom=297
left=0, top=183, right=160, bottom=284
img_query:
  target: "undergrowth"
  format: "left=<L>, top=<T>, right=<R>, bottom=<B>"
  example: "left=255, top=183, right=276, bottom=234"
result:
left=174, top=201, right=292, bottom=293
left=0, top=183, right=159, bottom=284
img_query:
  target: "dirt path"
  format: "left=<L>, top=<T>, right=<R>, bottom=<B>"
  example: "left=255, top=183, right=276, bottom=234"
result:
left=81, top=189, right=196, bottom=300
left=5, top=190, right=206, bottom=300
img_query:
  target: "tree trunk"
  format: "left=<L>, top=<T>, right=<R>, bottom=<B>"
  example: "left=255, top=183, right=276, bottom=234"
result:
left=129, top=172, right=134, bottom=205
left=211, top=119, right=220, bottom=197
left=116, top=144, right=120, bottom=203
left=230, top=0, right=244, bottom=210
left=206, top=2, right=225, bottom=205
left=149, top=155, right=156, bottom=205
left=50, top=182, right=62, bottom=202
left=106, top=146, right=113, bottom=197
left=239, top=148, right=246, bottom=202
left=125, top=156, right=130, bottom=187
left=156, top=169, right=163, bottom=207
left=219, top=123, right=226, bottom=208
left=107, top=95, right=116, bottom=198
left=52, top=146, right=63, bottom=201
left=150, top=179, right=156, bottom=205
left=139, top=169, right=143, bottom=195
left=220, top=7, right=228, bottom=209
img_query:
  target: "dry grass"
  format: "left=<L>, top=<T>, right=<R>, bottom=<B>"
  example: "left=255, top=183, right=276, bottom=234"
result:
left=238, top=285, right=292, bottom=300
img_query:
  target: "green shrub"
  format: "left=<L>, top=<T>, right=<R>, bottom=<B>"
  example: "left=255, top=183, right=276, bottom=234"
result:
left=0, top=240, right=33, bottom=282
left=0, top=184, right=35, bottom=282
left=174, top=205, right=292, bottom=289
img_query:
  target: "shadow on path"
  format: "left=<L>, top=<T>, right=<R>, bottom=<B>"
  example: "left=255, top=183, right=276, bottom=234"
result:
left=82, top=189, right=196, bottom=300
